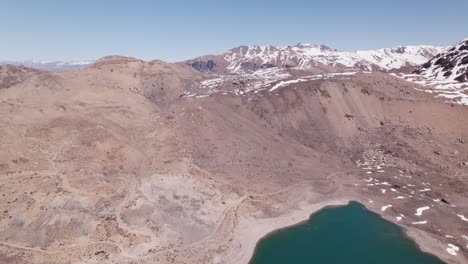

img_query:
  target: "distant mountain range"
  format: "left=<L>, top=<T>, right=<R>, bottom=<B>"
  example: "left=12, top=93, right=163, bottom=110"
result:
left=1, top=44, right=445, bottom=73
left=183, top=44, right=445, bottom=74
left=3, top=41, right=468, bottom=84
left=0, top=60, right=94, bottom=72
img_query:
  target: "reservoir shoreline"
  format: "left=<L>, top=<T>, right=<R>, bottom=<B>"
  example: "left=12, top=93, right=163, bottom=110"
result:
left=225, top=198, right=466, bottom=264
left=248, top=200, right=446, bottom=264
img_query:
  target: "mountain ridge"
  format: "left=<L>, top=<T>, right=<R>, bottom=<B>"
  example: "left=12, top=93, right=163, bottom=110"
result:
left=1, top=43, right=446, bottom=73
left=184, top=44, right=446, bottom=74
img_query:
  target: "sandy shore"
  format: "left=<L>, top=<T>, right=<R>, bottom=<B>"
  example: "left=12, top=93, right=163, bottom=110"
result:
left=404, top=226, right=467, bottom=264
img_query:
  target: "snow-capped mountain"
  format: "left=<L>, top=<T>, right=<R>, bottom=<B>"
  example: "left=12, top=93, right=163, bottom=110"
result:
left=0, top=60, right=94, bottom=72
left=415, top=39, right=468, bottom=82
left=184, top=44, right=445, bottom=74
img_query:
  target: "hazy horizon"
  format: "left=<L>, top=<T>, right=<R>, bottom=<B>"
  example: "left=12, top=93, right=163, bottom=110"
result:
left=1, top=0, right=467, bottom=62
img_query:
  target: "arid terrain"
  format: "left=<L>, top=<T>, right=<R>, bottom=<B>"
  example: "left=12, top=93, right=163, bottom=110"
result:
left=0, top=52, right=467, bottom=264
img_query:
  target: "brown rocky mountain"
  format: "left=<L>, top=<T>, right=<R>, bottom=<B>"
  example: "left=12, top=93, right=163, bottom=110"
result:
left=0, top=52, right=467, bottom=264
left=0, top=64, right=43, bottom=89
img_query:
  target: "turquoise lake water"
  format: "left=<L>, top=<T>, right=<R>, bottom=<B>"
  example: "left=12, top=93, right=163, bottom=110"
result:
left=250, top=201, right=445, bottom=264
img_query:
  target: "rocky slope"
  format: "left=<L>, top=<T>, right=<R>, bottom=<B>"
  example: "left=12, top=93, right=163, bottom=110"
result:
left=184, top=44, right=444, bottom=74
left=0, top=56, right=467, bottom=264
left=0, top=64, right=43, bottom=89
left=415, top=39, right=468, bottom=82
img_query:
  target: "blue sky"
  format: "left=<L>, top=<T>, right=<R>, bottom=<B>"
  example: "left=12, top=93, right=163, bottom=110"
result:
left=1, top=0, right=467, bottom=62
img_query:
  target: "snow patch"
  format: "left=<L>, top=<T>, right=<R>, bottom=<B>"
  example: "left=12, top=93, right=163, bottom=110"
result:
left=415, top=206, right=430, bottom=216
left=269, top=78, right=307, bottom=92
left=456, top=214, right=468, bottom=222
left=447, top=244, right=460, bottom=256
left=381, top=205, right=392, bottom=212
